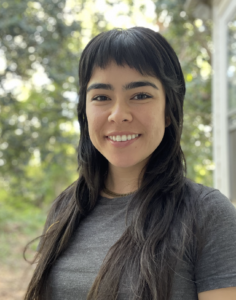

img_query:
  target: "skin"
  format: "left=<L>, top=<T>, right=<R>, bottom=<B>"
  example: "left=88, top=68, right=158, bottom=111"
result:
left=86, top=61, right=236, bottom=299
left=198, top=287, right=236, bottom=300
left=86, top=61, right=169, bottom=195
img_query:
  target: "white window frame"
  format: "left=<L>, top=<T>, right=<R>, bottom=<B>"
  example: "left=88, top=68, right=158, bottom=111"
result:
left=212, top=0, right=236, bottom=199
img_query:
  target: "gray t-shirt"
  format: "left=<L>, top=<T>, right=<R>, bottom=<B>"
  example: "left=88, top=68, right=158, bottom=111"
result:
left=45, top=181, right=236, bottom=299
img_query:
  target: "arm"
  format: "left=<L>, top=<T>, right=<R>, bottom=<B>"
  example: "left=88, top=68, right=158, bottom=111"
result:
left=198, top=287, right=236, bottom=300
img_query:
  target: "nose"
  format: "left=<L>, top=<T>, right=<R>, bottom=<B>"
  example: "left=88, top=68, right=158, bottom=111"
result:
left=108, top=100, right=132, bottom=123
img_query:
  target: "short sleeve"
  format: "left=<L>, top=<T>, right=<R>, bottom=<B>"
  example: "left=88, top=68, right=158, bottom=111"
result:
left=195, top=190, right=236, bottom=293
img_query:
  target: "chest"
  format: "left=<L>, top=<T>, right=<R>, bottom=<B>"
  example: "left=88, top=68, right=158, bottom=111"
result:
left=46, top=202, right=198, bottom=300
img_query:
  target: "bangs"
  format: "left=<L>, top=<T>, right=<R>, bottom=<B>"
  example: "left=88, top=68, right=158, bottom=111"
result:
left=80, top=28, right=169, bottom=84
left=92, top=29, right=157, bottom=76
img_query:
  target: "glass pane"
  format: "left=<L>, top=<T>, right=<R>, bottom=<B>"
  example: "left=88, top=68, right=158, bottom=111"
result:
left=229, top=129, right=236, bottom=202
left=228, top=18, right=236, bottom=111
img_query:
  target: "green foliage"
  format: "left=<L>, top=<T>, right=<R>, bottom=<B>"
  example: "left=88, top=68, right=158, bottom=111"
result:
left=0, top=0, right=82, bottom=211
left=155, top=0, right=213, bottom=186
left=0, top=200, right=46, bottom=261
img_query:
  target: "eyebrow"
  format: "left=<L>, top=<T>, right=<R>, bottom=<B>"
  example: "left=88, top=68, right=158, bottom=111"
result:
left=86, top=81, right=158, bottom=93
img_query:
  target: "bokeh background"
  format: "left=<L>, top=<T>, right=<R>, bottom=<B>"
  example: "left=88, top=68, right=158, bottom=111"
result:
left=0, top=0, right=213, bottom=299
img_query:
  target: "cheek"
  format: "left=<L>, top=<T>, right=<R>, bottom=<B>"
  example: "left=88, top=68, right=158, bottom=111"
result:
left=87, top=117, right=98, bottom=141
left=86, top=107, right=96, bottom=139
left=143, top=110, right=166, bottom=137
left=86, top=107, right=105, bottom=142
left=86, top=105, right=97, bottom=127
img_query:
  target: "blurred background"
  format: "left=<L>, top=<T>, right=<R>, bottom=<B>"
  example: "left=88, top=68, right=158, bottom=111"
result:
left=0, top=0, right=235, bottom=299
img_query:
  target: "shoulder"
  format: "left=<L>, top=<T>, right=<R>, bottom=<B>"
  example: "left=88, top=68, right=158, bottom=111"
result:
left=184, top=178, right=225, bottom=201
left=183, top=178, right=236, bottom=238
left=184, top=180, right=236, bottom=292
left=184, top=178, right=235, bottom=216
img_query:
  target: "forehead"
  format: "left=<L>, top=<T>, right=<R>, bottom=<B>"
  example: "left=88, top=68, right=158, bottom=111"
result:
left=91, top=62, right=143, bottom=78
left=88, top=61, right=160, bottom=87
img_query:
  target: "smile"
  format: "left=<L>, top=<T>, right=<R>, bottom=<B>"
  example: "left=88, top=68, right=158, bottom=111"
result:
left=108, top=134, right=139, bottom=142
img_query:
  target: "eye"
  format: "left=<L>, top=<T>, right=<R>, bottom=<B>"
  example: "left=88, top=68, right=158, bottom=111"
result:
left=92, top=95, right=111, bottom=101
left=132, top=93, right=152, bottom=100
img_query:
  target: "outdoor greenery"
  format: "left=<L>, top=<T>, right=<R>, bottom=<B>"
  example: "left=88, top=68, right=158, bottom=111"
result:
left=155, top=1, right=212, bottom=184
left=0, top=0, right=213, bottom=250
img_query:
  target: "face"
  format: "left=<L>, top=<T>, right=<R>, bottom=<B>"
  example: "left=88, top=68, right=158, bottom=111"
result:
left=86, top=61, right=169, bottom=171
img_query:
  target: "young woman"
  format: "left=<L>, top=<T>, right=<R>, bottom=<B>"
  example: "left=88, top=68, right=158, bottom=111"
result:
left=25, top=27, right=236, bottom=300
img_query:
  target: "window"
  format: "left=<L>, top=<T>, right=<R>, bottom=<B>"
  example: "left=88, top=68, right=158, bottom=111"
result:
left=228, top=15, right=236, bottom=202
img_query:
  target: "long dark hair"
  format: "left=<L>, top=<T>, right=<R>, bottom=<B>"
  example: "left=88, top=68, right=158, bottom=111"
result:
left=24, top=27, right=201, bottom=300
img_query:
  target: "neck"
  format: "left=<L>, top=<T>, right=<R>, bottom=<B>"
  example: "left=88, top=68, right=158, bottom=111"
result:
left=104, top=163, right=144, bottom=196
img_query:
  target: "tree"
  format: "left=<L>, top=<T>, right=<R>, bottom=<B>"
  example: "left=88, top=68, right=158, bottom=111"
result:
left=155, top=0, right=213, bottom=185
left=0, top=0, right=105, bottom=212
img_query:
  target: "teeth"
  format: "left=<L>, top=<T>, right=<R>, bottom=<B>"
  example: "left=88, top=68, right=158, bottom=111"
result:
left=121, top=135, right=126, bottom=141
left=108, top=134, right=139, bottom=142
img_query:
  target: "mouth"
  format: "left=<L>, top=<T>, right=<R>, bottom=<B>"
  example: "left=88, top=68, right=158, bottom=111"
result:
left=106, top=134, right=140, bottom=142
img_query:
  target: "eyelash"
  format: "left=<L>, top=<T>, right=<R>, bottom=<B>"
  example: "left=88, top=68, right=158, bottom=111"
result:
left=92, top=93, right=152, bottom=101
left=92, top=95, right=110, bottom=101
left=132, top=93, right=152, bottom=100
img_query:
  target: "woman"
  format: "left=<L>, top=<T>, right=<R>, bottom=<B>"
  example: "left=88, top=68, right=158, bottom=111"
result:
left=25, top=27, right=236, bottom=300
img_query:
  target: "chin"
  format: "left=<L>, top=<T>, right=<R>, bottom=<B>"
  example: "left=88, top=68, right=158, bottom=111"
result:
left=108, top=156, right=145, bottom=169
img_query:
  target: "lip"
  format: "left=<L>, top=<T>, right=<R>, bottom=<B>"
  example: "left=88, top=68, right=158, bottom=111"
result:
left=105, top=134, right=141, bottom=148
left=105, top=131, right=140, bottom=136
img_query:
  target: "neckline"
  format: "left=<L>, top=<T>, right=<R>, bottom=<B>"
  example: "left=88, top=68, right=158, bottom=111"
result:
left=98, top=194, right=133, bottom=205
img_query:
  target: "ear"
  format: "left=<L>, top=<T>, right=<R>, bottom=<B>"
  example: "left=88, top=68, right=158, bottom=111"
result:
left=165, top=116, right=171, bottom=128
